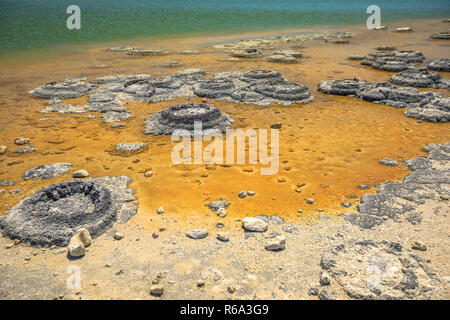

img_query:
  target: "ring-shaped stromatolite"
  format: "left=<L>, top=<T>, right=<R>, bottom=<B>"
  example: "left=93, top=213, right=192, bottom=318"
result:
left=143, top=103, right=234, bottom=136
left=252, top=81, right=313, bottom=102
left=193, top=79, right=236, bottom=98
left=30, top=79, right=97, bottom=99
left=0, top=181, right=117, bottom=247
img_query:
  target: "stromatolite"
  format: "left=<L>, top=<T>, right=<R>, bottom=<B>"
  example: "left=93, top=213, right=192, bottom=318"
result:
left=0, top=176, right=137, bottom=247
left=143, top=103, right=234, bottom=136
left=390, top=68, right=449, bottom=89
left=30, top=78, right=97, bottom=99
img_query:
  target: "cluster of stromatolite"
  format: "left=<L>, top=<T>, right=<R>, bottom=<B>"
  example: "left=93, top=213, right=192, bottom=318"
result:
left=318, top=78, right=449, bottom=122
left=31, top=70, right=314, bottom=124
left=359, top=50, right=425, bottom=72
left=390, top=68, right=449, bottom=89
left=143, top=103, right=234, bottom=136
left=0, top=176, right=137, bottom=247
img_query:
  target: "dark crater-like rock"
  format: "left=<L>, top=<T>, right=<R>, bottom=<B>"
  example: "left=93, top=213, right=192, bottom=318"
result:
left=428, top=58, right=450, bottom=72
left=143, top=103, right=234, bottom=136
left=30, top=78, right=97, bottom=99
left=0, top=176, right=136, bottom=247
left=390, top=68, right=449, bottom=89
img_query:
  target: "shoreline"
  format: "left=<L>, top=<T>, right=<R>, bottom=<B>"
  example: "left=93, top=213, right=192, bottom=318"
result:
left=1, top=16, right=448, bottom=66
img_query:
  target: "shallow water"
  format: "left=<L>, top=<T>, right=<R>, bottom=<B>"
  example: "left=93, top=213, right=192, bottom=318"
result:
left=0, top=18, right=449, bottom=226
left=1, top=0, right=449, bottom=58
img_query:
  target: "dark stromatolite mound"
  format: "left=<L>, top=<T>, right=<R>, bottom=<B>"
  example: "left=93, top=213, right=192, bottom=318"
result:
left=30, top=79, right=97, bottom=99
left=251, top=80, right=313, bottom=102
left=353, top=142, right=450, bottom=229
left=430, top=31, right=450, bottom=39
left=143, top=103, right=234, bottom=136
left=405, top=97, right=450, bottom=123
left=361, top=50, right=425, bottom=72
left=390, top=69, right=449, bottom=89
left=317, top=78, right=367, bottom=96
left=317, top=78, right=447, bottom=122
left=193, top=78, right=236, bottom=99
left=172, top=69, right=206, bottom=84
left=0, top=176, right=137, bottom=247
left=241, top=70, right=284, bottom=83
left=428, top=58, right=450, bottom=72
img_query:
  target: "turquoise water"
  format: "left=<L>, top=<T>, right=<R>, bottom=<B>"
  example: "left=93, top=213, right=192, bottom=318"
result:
left=0, top=0, right=449, bottom=56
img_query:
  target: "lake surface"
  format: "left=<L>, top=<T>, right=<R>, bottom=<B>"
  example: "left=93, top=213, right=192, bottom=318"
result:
left=0, top=0, right=449, bottom=56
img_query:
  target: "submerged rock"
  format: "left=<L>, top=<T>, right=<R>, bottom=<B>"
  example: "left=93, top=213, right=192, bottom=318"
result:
left=186, top=229, right=208, bottom=239
left=23, top=163, right=72, bottom=180
left=265, top=54, right=297, bottom=63
left=40, top=104, right=86, bottom=114
left=143, top=103, right=234, bottom=136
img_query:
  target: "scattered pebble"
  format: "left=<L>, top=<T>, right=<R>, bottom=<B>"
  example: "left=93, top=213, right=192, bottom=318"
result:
left=150, top=285, right=164, bottom=296
left=341, top=202, right=352, bottom=208
left=73, top=169, right=89, bottom=178
left=114, top=232, right=124, bottom=240
left=320, top=271, right=331, bottom=285
left=238, top=190, right=247, bottom=198
left=265, top=235, right=286, bottom=251
left=306, top=198, right=314, bottom=204
left=14, top=137, right=30, bottom=145
left=186, top=229, right=208, bottom=239
left=411, top=241, right=427, bottom=251
left=217, top=207, right=227, bottom=218
left=156, top=207, right=165, bottom=214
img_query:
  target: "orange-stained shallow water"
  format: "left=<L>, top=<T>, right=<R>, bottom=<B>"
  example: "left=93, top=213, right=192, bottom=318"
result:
left=0, top=18, right=449, bottom=225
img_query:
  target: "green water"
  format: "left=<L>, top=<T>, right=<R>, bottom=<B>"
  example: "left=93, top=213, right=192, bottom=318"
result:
left=0, top=0, right=449, bottom=58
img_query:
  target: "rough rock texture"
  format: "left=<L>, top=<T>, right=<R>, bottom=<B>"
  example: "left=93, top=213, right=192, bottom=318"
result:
left=30, top=79, right=96, bottom=99
left=23, top=163, right=72, bottom=180
left=0, top=176, right=137, bottom=247
left=430, top=31, right=450, bottom=40
left=40, top=104, right=86, bottom=114
left=143, top=103, right=234, bottom=136
left=390, top=69, right=449, bottom=89
left=350, top=143, right=450, bottom=228
left=206, top=198, right=230, bottom=212
left=318, top=78, right=449, bottom=122
left=230, top=48, right=262, bottom=58
left=114, top=142, right=147, bottom=153
left=360, top=50, right=425, bottom=72
left=320, top=240, right=440, bottom=299
left=265, top=54, right=297, bottom=63
left=428, top=58, right=450, bottom=72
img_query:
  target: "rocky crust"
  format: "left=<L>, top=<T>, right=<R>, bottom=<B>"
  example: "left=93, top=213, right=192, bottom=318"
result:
left=0, top=176, right=136, bottom=247
left=23, top=163, right=72, bottom=180
left=318, top=78, right=449, bottom=122
left=143, top=103, right=234, bottom=136
left=320, top=240, right=440, bottom=299
left=30, top=78, right=97, bottom=99
left=390, top=68, right=449, bottom=89
left=346, top=143, right=450, bottom=229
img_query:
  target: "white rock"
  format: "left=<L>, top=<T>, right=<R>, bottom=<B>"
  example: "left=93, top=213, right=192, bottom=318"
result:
left=265, top=235, right=286, bottom=251
left=242, top=217, right=268, bottom=232
left=73, top=169, right=89, bottom=178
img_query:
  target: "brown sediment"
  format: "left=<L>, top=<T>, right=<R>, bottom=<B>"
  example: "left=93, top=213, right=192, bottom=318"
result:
left=0, top=18, right=449, bottom=228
